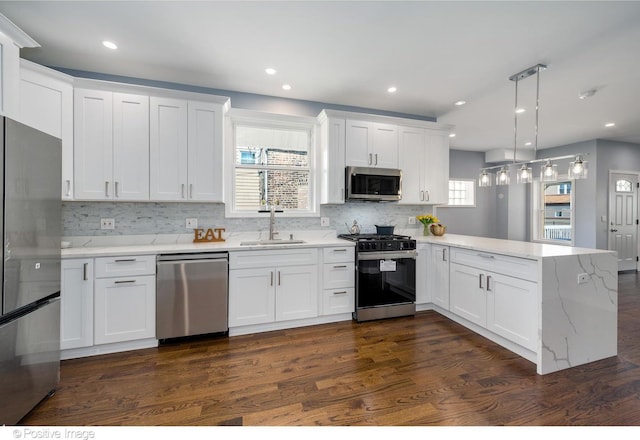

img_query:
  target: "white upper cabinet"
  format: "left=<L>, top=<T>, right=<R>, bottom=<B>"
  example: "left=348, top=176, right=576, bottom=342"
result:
left=0, top=16, right=38, bottom=119
left=345, top=119, right=398, bottom=168
left=19, top=60, right=74, bottom=199
left=318, top=111, right=346, bottom=204
left=150, top=98, right=224, bottom=202
left=74, top=88, right=149, bottom=201
left=398, top=126, right=451, bottom=205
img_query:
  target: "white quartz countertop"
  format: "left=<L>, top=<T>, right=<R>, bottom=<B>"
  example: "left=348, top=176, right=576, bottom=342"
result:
left=61, top=230, right=353, bottom=258
left=415, top=233, right=614, bottom=260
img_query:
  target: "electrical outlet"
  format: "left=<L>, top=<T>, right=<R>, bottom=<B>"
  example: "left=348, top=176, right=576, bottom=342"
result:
left=577, top=273, right=589, bottom=284
left=186, top=218, right=198, bottom=229
left=320, top=217, right=330, bottom=227
left=101, top=218, right=115, bottom=230
left=408, top=216, right=416, bottom=225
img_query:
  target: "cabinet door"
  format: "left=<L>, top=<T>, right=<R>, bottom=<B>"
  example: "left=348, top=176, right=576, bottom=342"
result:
left=94, top=275, right=156, bottom=344
left=423, top=130, right=449, bottom=204
left=371, top=123, right=398, bottom=168
left=275, top=264, right=318, bottom=321
left=345, top=120, right=372, bottom=167
left=486, top=273, right=538, bottom=351
left=74, top=88, right=113, bottom=200
left=449, top=263, right=486, bottom=327
left=320, top=117, right=346, bottom=204
left=149, top=97, right=188, bottom=201
left=112, top=93, right=149, bottom=200
left=431, top=245, right=450, bottom=310
left=188, top=101, right=223, bottom=201
left=60, top=259, right=94, bottom=350
left=19, top=62, right=74, bottom=200
left=228, top=267, right=275, bottom=327
left=398, top=126, right=426, bottom=204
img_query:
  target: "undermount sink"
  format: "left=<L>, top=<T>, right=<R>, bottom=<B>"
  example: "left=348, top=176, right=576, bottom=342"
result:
left=240, top=239, right=306, bottom=246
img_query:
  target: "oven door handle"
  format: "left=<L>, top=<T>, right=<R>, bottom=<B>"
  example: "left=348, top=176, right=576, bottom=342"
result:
left=357, top=251, right=417, bottom=261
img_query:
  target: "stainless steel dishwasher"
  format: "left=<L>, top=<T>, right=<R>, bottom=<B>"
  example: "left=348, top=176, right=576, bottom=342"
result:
left=156, top=253, right=228, bottom=340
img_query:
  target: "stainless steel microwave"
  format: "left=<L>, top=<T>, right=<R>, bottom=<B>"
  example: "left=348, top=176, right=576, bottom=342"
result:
left=345, top=166, right=402, bottom=201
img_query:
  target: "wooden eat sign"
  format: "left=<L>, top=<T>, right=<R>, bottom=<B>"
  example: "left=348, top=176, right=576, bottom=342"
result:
left=193, top=228, right=226, bottom=243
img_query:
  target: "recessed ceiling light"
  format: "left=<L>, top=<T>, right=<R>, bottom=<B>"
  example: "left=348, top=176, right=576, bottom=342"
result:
left=102, top=40, right=118, bottom=50
left=605, top=122, right=616, bottom=128
left=454, top=100, right=467, bottom=106
left=449, top=133, right=456, bottom=138
left=579, top=89, right=597, bottom=100
left=524, top=141, right=532, bottom=146
left=282, top=84, right=291, bottom=91
left=265, top=67, right=277, bottom=75
left=515, top=108, right=526, bottom=114
left=387, top=86, right=397, bottom=93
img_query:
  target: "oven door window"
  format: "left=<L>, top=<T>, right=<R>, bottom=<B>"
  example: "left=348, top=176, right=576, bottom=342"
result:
left=357, top=257, right=416, bottom=308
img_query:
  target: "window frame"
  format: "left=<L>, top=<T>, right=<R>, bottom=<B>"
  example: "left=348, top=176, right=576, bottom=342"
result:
left=225, top=109, right=319, bottom=218
left=531, top=177, right=575, bottom=246
left=446, top=178, right=476, bottom=207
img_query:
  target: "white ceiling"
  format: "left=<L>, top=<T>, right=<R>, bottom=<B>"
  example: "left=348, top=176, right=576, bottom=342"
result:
left=2, top=0, right=640, bottom=153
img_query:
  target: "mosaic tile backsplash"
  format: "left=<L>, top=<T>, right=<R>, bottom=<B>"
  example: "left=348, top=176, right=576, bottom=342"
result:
left=62, top=202, right=434, bottom=237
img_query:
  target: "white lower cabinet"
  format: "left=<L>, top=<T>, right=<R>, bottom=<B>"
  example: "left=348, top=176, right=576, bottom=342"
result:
left=229, top=249, right=319, bottom=327
left=430, top=245, right=450, bottom=310
left=60, top=259, right=94, bottom=350
left=321, top=246, right=355, bottom=315
left=449, top=248, right=538, bottom=351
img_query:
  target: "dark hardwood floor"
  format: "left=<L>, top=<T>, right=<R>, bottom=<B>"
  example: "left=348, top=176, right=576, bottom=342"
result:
left=20, top=272, right=640, bottom=426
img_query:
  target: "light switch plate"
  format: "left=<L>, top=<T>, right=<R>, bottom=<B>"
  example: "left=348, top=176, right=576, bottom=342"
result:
left=186, top=218, right=198, bottom=228
left=408, top=217, right=416, bottom=225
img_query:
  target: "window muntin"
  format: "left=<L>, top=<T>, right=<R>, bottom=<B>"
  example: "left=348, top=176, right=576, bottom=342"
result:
left=447, top=179, right=476, bottom=206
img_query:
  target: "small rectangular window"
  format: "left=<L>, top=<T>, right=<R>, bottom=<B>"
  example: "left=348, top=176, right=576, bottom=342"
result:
left=532, top=179, right=574, bottom=245
left=447, top=179, right=476, bottom=206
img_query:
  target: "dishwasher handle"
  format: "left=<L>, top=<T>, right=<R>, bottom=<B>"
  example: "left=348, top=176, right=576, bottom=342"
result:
left=157, top=252, right=228, bottom=262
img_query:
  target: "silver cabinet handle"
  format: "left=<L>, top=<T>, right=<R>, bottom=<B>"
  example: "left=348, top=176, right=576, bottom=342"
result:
left=374, top=153, right=378, bottom=165
left=479, top=273, right=485, bottom=289
left=424, top=190, right=430, bottom=201
left=83, top=263, right=88, bottom=281
left=65, top=180, right=71, bottom=197
left=420, top=190, right=424, bottom=201
left=105, top=181, right=110, bottom=197
left=486, top=275, right=492, bottom=292
left=114, top=258, right=136, bottom=263
left=333, top=291, right=348, bottom=295
left=114, top=280, right=136, bottom=285
left=278, top=271, right=281, bottom=286
left=181, top=184, right=185, bottom=199
left=477, top=253, right=495, bottom=259
left=270, top=271, right=274, bottom=286
left=333, top=265, right=348, bottom=269
left=189, top=184, right=193, bottom=199
left=115, top=181, right=119, bottom=198
left=442, top=248, right=447, bottom=262
left=368, top=153, right=372, bottom=165
left=333, top=248, right=348, bottom=252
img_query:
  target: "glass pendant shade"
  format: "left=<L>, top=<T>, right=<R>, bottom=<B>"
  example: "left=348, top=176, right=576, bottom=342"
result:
left=540, top=160, right=558, bottom=182
left=516, top=164, right=533, bottom=184
left=496, top=167, right=510, bottom=186
left=478, top=170, right=492, bottom=187
left=568, top=156, right=588, bottom=179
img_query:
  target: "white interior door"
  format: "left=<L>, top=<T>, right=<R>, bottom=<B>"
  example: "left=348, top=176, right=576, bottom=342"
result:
left=608, top=172, right=639, bottom=271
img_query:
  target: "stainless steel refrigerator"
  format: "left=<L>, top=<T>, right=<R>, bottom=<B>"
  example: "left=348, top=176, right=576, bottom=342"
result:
left=0, top=117, right=61, bottom=424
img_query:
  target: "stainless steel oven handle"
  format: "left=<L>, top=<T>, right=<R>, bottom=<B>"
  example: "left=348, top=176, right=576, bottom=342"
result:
left=357, top=250, right=417, bottom=261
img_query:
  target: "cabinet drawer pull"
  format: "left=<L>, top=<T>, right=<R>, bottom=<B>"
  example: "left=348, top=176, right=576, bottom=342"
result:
left=486, top=276, right=492, bottom=292
left=442, top=248, right=447, bottom=262
left=333, top=265, right=348, bottom=269
left=105, top=181, right=110, bottom=197
left=83, top=263, right=88, bottom=281
left=333, top=248, right=348, bottom=252
left=479, top=273, right=485, bottom=289
left=477, top=253, right=495, bottom=259
left=114, top=259, right=136, bottom=263
left=114, top=280, right=136, bottom=284
left=65, top=180, right=71, bottom=197
left=333, top=291, right=348, bottom=295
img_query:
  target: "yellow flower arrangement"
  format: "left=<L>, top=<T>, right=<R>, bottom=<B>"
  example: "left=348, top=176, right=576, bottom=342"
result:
left=416, top=214, right=439, bottom=226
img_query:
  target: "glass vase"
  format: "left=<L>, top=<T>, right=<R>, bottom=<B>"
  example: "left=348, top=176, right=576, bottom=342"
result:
left=423, top=224, right=431, bottom=236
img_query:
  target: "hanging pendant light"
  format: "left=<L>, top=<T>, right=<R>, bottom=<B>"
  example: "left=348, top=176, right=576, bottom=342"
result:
left=478, top=169, right=492, bottom=187
left=540, top=160, right=558, bottom=181
left=517, top=164, right=533, bottom=184
left=496, top=166, right=510, bottom=186
left=568, top=155, right=588, bottom=179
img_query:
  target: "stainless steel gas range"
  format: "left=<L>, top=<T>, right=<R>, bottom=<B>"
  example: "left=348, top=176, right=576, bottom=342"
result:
left=337, top=233, right=417, bottom=322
